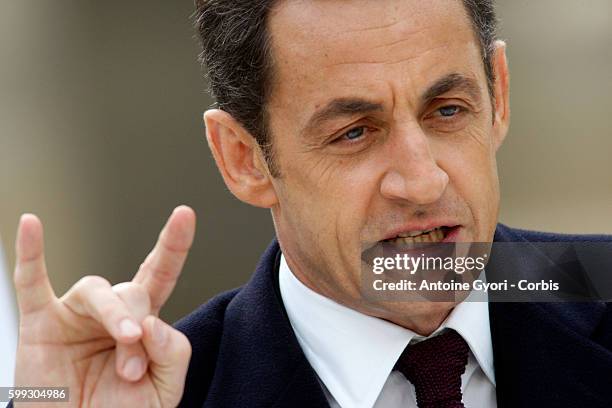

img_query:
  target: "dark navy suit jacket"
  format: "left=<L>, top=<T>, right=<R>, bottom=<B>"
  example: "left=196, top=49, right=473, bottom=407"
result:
left=175, top=224, right=612, bottom=408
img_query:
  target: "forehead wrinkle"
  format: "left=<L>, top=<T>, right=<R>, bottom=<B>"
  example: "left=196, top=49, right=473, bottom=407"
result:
left=324, top=42, right=451, bottom=69
left=344, top=18, right=402, bottom=33
left=324, top=18, right=460, bottom=69
left=371, top=31, right=428, bottom=50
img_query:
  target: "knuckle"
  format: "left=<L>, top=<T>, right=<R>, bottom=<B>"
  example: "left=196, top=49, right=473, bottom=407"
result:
left=161, top=238, right=190, bottom=256
left=112, top=281, right=141, bottom=296
left=152, top=265, right=177, bottom=284
left=61, top=275, right=115, bottom=317
left=111, top=281, right=132, bottom=292
left=145, top=255, right=177, bottom=282
left=13, top=265, right=45, bottom=288
left=77, top=275, right=111, bottom=291
left=113, top=282, right=151, bottom=311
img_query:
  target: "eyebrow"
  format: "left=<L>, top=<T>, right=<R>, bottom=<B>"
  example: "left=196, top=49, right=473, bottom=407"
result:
left=302, top=98, right=384, bottom=137
left=422, top=73, right=482, bottom=105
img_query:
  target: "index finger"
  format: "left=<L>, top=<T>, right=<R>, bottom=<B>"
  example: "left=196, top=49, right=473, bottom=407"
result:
left=132, top=205, right=196, bottom=314
left=13, top=214, right=56, bottom=315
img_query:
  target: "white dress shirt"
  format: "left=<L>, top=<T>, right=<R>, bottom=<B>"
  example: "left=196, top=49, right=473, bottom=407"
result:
left=0, top=237, right=18, bottom=387
left=279, top=254, right=496, bottom=408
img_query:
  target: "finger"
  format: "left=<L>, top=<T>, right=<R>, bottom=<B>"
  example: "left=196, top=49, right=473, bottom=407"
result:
left=13, top=214, right=56, bottom=315
left=133, top=205, right=196, bottom=314
left=113, top=282, right=151, bottom=382
left=61, top=276, right=143, bottom=344
left=141, top=315, right=191, bottom=407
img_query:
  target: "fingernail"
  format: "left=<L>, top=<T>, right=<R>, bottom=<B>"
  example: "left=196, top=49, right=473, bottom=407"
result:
left=152, top=318, right=168, bottom=346
left=119, top=319, right=142, bottom=338
left=123, top=356, right=144, bottom=381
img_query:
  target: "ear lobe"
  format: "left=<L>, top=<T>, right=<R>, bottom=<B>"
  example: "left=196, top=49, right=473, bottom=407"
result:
left=491, top=40, right=510, bottom=151
left=203, top=109, right=278, bottom=208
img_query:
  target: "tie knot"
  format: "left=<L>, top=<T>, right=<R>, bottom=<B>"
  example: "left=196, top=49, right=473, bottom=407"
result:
left=395, top=329, right=470, bottom=408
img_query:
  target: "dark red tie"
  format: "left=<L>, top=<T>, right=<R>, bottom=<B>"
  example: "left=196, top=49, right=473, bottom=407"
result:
left=394, top=329, right=470, bottom=408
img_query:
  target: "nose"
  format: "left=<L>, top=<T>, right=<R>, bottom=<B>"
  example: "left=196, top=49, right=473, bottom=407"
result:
left=380, top=125, right=449, bottom=205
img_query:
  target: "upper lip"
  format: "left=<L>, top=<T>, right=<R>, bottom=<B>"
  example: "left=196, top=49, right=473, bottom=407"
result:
left=380, top=222, right=459, bottom=241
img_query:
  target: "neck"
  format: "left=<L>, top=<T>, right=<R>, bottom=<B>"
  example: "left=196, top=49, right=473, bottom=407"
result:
left=288, top=260, right=455, bottom=337
left=381, top=307, right=454, bottom=336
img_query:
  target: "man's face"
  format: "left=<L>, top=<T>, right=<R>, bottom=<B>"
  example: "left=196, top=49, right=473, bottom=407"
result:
left=265, top=0, right=507, bottom=320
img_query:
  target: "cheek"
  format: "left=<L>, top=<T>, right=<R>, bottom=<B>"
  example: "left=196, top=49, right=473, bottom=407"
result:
left=284, top=154, right=380, bottom=253
left=435, top=118, right=497, bottom=182
left=435, top=125, right=500, bottom=235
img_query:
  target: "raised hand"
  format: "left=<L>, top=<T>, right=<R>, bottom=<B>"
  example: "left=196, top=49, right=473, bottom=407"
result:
left=12, top=206, right=196, bottom=408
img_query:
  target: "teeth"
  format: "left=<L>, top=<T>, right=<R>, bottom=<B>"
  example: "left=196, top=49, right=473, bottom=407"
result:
left=397, top=228, right=434, bottom=238
left=388, top=227, right=445, bottom=245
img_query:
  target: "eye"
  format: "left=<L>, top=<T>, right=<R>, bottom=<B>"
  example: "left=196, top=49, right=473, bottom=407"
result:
left=424, top=103, right=470, bottom=133
left=331, top=126, right=369, bottom=145
left=328, top=125, right=377, bottom=153
left=326, top=122, right=383, bottom=154
left=437, top=105, right=461, bottom=117
left=344, top=126, right=366, bottom=140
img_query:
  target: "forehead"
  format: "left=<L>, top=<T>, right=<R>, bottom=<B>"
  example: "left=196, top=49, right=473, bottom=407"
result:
left=267, top=0, right=483, bottom=122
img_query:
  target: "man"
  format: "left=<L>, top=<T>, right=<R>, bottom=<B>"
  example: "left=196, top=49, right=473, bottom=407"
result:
left=9, top=1, right=612, bottom=407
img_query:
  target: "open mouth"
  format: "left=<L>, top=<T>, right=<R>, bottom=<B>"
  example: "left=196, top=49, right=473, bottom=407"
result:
left=382, top=226, right=458, bottom=245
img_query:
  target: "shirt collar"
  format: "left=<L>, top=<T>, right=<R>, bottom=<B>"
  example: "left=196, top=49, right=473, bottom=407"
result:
left=279, top=254, right=495, bottom=408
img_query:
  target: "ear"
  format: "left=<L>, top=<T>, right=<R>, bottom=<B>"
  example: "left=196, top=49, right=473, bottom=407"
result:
left=203, top=109, right=278, bottom=208
left=491, top=40, right=510, bottom=151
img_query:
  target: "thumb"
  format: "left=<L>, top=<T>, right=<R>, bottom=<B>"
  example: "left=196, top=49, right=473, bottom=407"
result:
left=142, top=315, right=192, bottom=407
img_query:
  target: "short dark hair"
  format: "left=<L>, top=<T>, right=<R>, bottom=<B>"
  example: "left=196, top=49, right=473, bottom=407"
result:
left=194, top=0, right=498, bottom=176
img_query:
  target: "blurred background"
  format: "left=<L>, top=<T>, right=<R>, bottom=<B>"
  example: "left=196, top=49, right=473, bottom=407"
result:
left=0, top=0, right=610, bottom=329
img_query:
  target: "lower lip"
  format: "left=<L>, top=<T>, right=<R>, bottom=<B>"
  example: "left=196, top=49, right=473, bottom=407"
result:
left=442, top=226, right=461, bottom=242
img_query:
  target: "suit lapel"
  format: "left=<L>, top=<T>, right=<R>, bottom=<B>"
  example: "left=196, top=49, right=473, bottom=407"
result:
left=489, top=302, right=611, bottom=407
left=203, top=241, right=329, bottom=408
left=489, top=225, right=612, bottom=407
